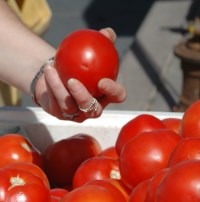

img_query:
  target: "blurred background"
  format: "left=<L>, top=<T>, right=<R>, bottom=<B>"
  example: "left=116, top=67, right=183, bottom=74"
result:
left=21, top=0, right=200, bottom=112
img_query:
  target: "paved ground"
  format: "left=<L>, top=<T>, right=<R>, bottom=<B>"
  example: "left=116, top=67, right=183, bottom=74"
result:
left=22, top=0, right=195, bottom=112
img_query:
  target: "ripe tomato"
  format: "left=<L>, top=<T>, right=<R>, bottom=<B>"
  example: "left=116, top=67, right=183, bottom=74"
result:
left=180, top=100, right=200, bottom=138
left=43, top=134, right=102, bottom=187
left=168, top=137, right=200, bottom=167
left=119, top=129, right=181, bottom=189
left=98, top=146, right=119, bottom=159
left=115, top=114, right=166, bottom=155
left=161, top=118, right=182, bottom=135
left=0, top=133, right=43, bottom=168
left=86, top=179, right=127, bottom=202
left=102, top=178, right=131, bottom=201
left=155, top=160, right=200, bottom=202
left=54, top=29, right=119, bottom=98
left=50, top=188, right=69, bottom=201
left=128, top=179, right=149, bottom=202
left=145, top=168, right=169, bottom=202
left=72, top=156, right=120, bottom=189
left=0, top=167, right=50, bottom=201
left=6, top=162, right=50, bottom=188
left=60, top=184, right=122, bottom=202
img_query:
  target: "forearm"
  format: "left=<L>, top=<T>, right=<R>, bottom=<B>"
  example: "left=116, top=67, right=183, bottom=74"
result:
left=0, top=0, right=56, bottom=94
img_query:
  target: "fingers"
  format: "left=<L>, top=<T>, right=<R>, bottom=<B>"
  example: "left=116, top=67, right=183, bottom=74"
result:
left=67, top=78, right=102, bottom=118
left=98, top=78, right=127, bottom=107
left=99, top=28, right=117, bottom=43
left=44, top=65, right=78, bottom=115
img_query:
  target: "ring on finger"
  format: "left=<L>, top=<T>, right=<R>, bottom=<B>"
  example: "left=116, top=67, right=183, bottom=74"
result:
left=62, top=111, right=80, bottom=120
left=78, top=98, right=98, bottom=113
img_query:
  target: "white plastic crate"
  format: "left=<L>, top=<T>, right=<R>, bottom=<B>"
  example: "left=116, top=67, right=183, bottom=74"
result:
left=0, top=107, right=183, bottom=153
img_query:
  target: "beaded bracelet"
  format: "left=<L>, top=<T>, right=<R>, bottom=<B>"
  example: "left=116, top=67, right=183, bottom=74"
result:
left=30, top=57, right=54, bottom=106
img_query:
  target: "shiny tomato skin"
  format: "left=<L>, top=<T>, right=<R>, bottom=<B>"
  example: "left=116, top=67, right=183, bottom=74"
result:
left=86, top=179, right=127, bottom=202
left=50, top=188, right=69, bottom=198
left=103, top=178, right=131, bottom=201
left=168, top=137, right=200, bottom=167
left=145, top=168, right=169, bottom=202
left=0, top=133, right=43, bottom=168
left=128, top=179, right=149, bottom=202
left=115, top=114, right=166, bottom=155
left=180, top=100, right=200, bottom=138
left=0, top=167, right=50, bottom=202
left=156, top=160, right=200, bottom=202
left=54, top=29, right=119, bottom=98
left=72, top=156, right=120, bottom=189
left=60, top=184, right=122, bottom=202
left=119, top=129, right=181, bottom=189
left=161, top=118, right=182, bottom=135
left=6, top=162, right=50, bottom=188
left=98, top=146, right=119, bottom=159
left=43, top=134, right=102, bottom=187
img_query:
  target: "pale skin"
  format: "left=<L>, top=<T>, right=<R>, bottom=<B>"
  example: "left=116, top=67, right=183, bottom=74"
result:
left=0, top=0, right=127, bottom=122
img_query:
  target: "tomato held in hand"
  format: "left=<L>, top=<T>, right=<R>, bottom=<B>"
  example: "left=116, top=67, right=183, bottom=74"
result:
left=54, top=29, right=119, bottom=98
left=43, top=134, right=102, bottom=187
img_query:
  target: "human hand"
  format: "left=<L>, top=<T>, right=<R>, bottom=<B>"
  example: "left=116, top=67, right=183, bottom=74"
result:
left=35, top=28, right=127, bottom=122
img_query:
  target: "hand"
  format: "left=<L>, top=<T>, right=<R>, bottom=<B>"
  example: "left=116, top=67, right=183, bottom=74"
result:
left=36, top=28, right=127, bottom=122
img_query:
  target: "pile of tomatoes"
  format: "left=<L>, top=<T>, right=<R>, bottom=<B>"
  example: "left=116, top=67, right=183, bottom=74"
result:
left=2, top=99, right=200, bottom=201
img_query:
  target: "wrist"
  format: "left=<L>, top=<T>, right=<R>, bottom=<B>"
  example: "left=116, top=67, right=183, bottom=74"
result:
left=30, top=57, right=54, bottom=106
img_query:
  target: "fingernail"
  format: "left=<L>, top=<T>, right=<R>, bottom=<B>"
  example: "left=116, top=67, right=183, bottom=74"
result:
left=67, top=78, right=81, bottom=93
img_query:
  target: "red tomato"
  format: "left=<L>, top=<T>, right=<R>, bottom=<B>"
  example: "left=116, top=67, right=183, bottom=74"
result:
left=145, top=168, right=169, bottom=202
left=51, top=196, right=60, bottom=202
left=43, top=134, right=102, bottom=187
left=161, top=118, right=182, bottom=134
left=103, top=178, right=131, bottom=201
left=119, top=129, right=181, bottom=189
left=115, top=114, right=166, bottom=155
left=72, top=156, right=120, bottom=189
left=168, top=137, right=200, bottom=167
left=0, top=133, right=43, bottom=168
left=128, top=179, right=149, bottom=202
left=60, top=184, right=122, bottom=202
left=54, top=29, right=119, bottom=98
left=180, top=100, right=200, bottom=138
left=6, top=162, right=50, bottom=188
left=0, top=167, right=50, bottom=201
left=86, top=179, right=126, bottom=202
left=50, top=188, right=69, bottom=198
left=98, top=146, right=119, bottom=159
left=155, top=160, right=200, bottom=202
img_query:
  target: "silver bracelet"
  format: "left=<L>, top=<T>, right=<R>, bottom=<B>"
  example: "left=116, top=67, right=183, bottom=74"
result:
left=30, top=57, right=54, bottom=106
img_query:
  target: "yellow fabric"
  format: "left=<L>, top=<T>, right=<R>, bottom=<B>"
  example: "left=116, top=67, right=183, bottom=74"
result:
left=1, top=0, right=52, bottom=106
left=7, top=0, right=52, bottom=35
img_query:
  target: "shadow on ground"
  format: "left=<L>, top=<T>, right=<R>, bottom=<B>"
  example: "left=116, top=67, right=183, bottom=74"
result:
left=83, top=0, right=155, bottom=37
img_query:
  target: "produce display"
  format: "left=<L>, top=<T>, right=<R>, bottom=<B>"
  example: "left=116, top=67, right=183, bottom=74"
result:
left=1, top=100, right=200, bottom=201
left=1, top=28, right=200, bottom=201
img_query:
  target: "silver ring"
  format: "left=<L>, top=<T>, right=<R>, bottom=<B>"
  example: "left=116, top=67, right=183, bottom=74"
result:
left=62, top=111, right=80, bottom=120
left=79, top=98, right=98, bottom=113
